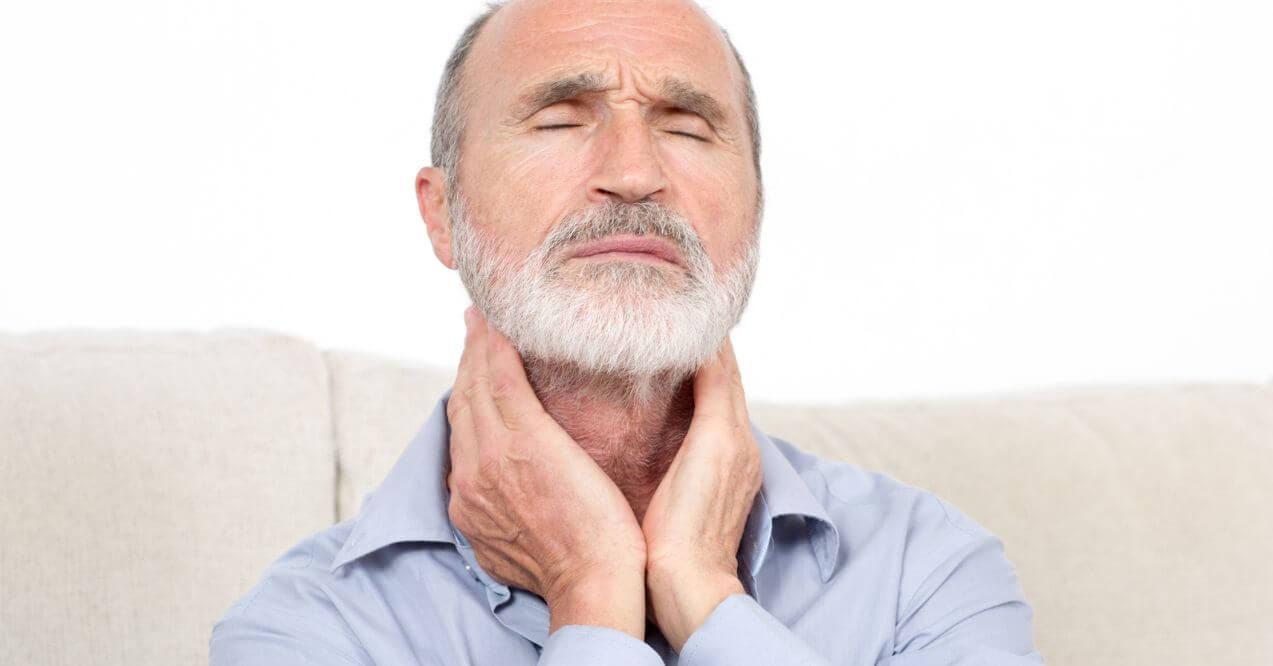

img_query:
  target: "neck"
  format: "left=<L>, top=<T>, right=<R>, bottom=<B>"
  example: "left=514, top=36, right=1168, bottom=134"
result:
left=525, top=359, right=695, bottom=522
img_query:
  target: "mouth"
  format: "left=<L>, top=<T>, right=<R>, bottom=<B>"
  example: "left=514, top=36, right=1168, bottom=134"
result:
left=567, top=234, right=684, bottom=267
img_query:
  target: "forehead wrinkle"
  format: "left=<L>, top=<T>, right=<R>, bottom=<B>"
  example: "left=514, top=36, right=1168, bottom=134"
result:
left=503, top=0, right=714, bottom=47
left=489, top=3, right=732, bottom=83
left=471, top=0, right=750, bottom=148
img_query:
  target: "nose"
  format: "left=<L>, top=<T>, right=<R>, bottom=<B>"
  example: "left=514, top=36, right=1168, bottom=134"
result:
left=586, top=109, right=668, bottom=204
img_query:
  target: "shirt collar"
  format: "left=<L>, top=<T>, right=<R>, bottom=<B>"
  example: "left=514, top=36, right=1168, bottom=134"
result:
left=742, top=422, right=841, bottom=583
left=328, top=393, right=455, bottom=572
left=330, top=391, right=841, bottom=584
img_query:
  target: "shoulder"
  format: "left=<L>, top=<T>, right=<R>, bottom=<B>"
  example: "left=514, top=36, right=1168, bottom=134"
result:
left=210, top=521, right=373, bottom=665
left=221, top=520, right=354, bottom=617
left=768, top=434, right=1031, bottom=625
left=767, top=434, right=1016, bottom=603
left=765, top=438, right=1038, bottom=657
left=769, top=433, right=993, bottom=539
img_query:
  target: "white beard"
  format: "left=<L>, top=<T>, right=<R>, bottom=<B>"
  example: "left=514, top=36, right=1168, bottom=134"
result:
left=449, top=192, right=759, bottom=387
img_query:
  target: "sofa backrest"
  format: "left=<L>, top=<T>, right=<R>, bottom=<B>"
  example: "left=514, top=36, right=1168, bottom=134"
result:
left=3, top=329, right=1271, bottom=666
left=2, top=330, right=337, bottom=665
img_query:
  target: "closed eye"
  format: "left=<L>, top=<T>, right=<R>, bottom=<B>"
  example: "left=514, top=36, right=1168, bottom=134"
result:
left=666, top=130, right=708, bottom=142
left=535, top=125, right=706, bottom=142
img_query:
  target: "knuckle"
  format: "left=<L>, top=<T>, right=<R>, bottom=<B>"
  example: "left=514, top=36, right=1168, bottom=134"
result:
left=451, top=473, right=478, bottom=500
left=476, top=447, right=503, bottom=477
left=488, top=368, right=513, bottom=396
left=446, top=395, right=468, bottom=420
left=461, top=380, right=483, bottom=401
left=506, top=431, right=533, bottom=450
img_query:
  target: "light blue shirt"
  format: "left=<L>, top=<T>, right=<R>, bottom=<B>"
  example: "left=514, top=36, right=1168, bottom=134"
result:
left=210, top=393, right=1044, bottom=665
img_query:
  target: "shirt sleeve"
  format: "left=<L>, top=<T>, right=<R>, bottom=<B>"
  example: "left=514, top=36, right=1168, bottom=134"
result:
left=538, top=625, right=663, bottom=665
left=877, top=529, right=1045, bottom=665
left=677, top=594, right=830, bottom=666
left=209, top=578, right=374, bottom=666
left=678, top=531, right=1044, bottom=666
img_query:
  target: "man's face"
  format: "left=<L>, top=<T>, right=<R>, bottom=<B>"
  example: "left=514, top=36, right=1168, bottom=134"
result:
left=439, top=0, right=761, bottom=379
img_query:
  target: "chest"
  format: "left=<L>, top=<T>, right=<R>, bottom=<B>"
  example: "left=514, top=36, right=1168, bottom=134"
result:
left=341, top=546, right=898, bottom=665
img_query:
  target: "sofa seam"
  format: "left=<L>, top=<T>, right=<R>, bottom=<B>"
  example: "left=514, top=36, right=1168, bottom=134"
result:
left=323, top=351, right=342, bottom=526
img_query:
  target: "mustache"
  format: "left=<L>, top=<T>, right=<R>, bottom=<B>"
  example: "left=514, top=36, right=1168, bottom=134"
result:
left=538, top=200, right=706, bottom=262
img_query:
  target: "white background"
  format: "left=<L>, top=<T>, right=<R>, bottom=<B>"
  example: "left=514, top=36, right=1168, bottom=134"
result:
left=2, top=0, right=1270, bottom=403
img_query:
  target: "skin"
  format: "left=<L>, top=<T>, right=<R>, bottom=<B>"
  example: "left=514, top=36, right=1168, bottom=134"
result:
left=415, top=0, right=763, bottom=652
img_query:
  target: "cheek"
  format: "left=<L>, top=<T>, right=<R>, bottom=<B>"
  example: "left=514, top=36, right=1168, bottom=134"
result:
left=698, top=206, right=754, bottom=275
left=664, top=154, right=756, bottom=270
left=462, top=144, right=584, bottom=252
left=503, top=142, right=581, bottom=190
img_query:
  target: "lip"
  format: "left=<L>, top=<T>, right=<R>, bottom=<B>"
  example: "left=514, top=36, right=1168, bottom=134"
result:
left=567, top=235, right=684, bottom=267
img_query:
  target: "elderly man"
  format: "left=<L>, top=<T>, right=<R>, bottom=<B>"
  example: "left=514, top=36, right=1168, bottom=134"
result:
left=210, top=0, right=1043, bottom=664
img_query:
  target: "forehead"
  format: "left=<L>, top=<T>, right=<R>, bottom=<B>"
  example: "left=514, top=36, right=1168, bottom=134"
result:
left=466, top=0, right=743, bottom=114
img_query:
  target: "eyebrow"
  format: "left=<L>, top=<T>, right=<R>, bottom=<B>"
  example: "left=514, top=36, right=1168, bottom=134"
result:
left=510, top=71, right=729, bottom=130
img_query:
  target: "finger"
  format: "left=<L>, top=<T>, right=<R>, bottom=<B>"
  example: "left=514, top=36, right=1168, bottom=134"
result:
left=452, top=306, right=478, bottom=397
left=457, top=306, right=507, bottom=441
left=691, top=336, right=745, bottom=421
left=714, top=337, right=746, bottom=398
left=453, top=306, right=506, bottom=468
left=448, top=306, right=485, bottom=478
left=483, top=317, right=545, bottom=430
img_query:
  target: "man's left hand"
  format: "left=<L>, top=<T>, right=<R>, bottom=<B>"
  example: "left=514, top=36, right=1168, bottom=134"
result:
left=641, top=337, right=764, bottom=652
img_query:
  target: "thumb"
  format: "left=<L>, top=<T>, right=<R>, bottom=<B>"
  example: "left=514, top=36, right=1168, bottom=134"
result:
left=477, top=311, right=547, bottom=430
left=692, top=337, right=745, bottom=423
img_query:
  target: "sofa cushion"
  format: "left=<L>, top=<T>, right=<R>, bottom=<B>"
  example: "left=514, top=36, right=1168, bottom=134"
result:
left=0, top=330, right=336, bottom=666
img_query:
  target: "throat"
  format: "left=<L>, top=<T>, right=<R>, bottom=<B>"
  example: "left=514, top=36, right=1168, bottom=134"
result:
left=524, top=359, right=695, bottom=521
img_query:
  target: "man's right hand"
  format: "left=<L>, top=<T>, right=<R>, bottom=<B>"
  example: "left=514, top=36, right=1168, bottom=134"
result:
left=445, top=306, right=648, bottom=639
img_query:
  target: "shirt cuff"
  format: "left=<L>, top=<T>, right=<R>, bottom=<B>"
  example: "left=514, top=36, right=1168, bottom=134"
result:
left=678, top=594, right=828, bottom=666
left=539, top=625, right=663, bottom=665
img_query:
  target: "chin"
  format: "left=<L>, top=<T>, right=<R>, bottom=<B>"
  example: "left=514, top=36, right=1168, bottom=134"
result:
left=488, top=284, right=729, bottom=381
left=557, top=260, right=691, bottom=296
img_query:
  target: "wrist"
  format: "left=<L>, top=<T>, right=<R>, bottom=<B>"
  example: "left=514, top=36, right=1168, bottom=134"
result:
left=646, top=560, right=744, bottom=652
left=546, top=565, right=647, bottom=640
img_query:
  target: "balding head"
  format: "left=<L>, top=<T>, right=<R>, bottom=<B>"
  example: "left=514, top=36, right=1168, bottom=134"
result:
left=430, top=0, right=761, bottom=193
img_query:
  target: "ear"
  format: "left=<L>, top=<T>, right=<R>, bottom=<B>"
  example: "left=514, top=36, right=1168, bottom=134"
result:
left=416, top=166, right=456, bottom=269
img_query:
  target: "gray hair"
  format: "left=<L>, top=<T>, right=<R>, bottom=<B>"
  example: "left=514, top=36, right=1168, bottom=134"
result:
left=429, top=1, right=763, bottom=196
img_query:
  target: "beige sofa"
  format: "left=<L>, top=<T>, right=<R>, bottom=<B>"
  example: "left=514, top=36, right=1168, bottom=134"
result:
left=2, top=329, right=1270, bottom=665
